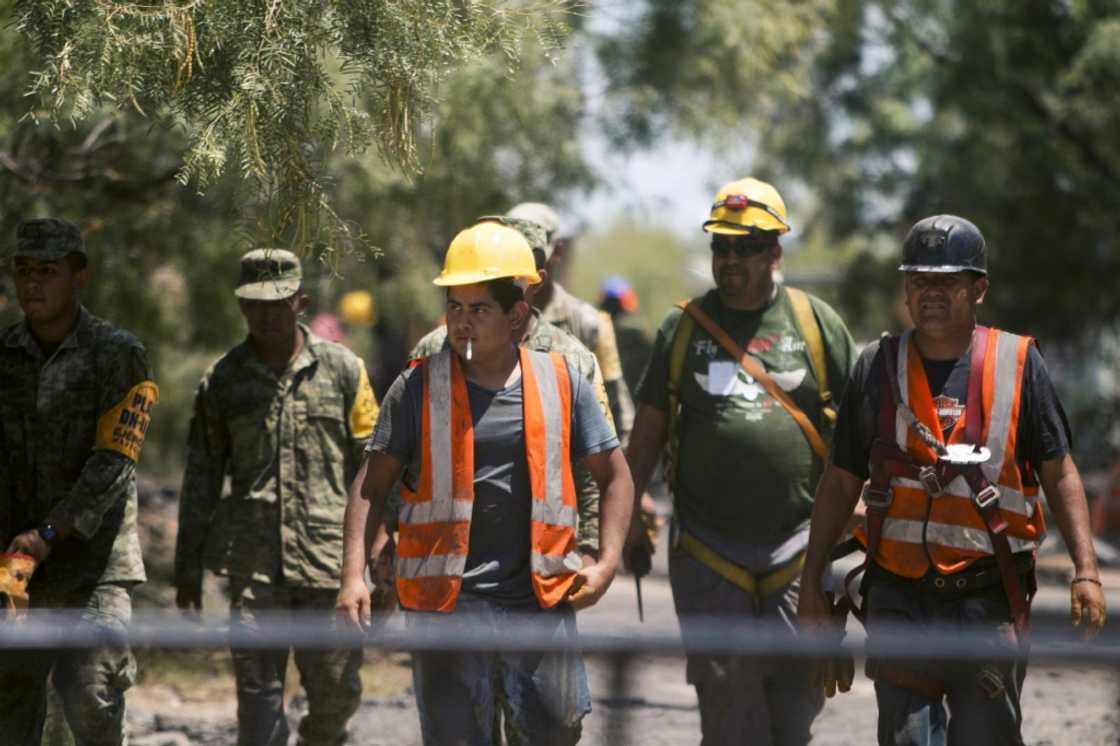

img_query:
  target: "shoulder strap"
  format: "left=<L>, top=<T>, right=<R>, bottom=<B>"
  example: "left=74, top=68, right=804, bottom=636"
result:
left=664, top=303, right=696, bottom=492
left=786, top=287, right=830, bottom=406
left=680, top=300, right=828, bottom=460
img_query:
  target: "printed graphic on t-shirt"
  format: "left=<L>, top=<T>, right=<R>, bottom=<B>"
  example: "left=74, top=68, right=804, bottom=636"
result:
left=695, top=362, right=807, bottom=420
left=934, top=394, right=964, bottom=433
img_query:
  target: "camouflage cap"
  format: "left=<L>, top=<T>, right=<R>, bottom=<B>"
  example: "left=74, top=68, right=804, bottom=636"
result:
left=235, top=249, right=302, bottom=300
left=14, top=218, right=85, bottom=261
left=477, top=215, right=548, bottom=258
left=506, top=202, right=560, bottom=258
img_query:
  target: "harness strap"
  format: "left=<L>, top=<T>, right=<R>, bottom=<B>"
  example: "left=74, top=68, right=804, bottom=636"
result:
left=678, top=530, right=805, bottom=597
left=679, top=300, right=828, bottom=459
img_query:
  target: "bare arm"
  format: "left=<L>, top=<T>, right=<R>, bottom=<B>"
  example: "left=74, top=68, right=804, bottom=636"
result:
left=337, top=452, right=404, bottom=628
left=566, top=447, right=634, bottom=609
left=1038, top=453, right=1106, bottom=636
left=798, top=464, right=864, bottom=624
left=625, top=404, right=669, bottom=505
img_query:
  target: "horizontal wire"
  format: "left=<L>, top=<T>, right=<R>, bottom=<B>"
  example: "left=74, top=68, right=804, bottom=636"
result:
left=1, top=609, right=1116, bottom=664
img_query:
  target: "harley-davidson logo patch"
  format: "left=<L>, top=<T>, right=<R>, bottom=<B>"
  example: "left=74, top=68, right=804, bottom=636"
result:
left=934, top=394, right=964, bottom=433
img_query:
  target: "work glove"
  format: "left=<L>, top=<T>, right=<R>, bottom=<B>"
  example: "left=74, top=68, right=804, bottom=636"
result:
left=812, top=592, right=855, bottom=698
left=0, top=553, right=36, bottom=621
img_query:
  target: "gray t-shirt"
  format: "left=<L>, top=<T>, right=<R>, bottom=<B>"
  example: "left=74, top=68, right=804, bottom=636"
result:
left=370, top=354, right=619, bottom=606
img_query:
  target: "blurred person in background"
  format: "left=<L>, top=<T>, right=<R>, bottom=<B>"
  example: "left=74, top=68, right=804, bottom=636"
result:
left=508, top=202, right=636, bottom=445
left=625, top=178, right=857, bottom=746
left=799, top=215, right=1106, bottom=746
left=175, top=248, right=379, bottom=746
left=0, top=218, right=158, bottom=745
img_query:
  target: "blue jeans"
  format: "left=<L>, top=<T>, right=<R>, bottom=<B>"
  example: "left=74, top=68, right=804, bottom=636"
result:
left=865, top=568, right=1027, bottom=746
left=668, top=544, right=824, bottom=746
left=406, top=593, right=591, bottom=746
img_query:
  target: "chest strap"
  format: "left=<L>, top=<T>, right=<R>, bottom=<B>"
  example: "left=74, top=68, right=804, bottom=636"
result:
left=678, top=300, right=827, bottom=459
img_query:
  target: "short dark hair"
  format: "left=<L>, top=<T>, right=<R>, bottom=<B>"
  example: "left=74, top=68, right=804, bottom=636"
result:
left=485, top=278, right=525, bottom=312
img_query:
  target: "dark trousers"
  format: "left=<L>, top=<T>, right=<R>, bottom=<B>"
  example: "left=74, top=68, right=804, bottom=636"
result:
left=0, top=584, right=135, bottom=746
left=229, top=580, right=363, bottom=746
left=668, top=546, right=824, bottom=746
left=865, top=568, right=1027, bottom=746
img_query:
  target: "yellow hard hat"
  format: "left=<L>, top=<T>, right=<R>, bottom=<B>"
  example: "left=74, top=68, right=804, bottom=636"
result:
left=702, top=177, right=791, bottom=236
left=433, top=220, right=542, bottom=287
left=338, top=290, right=377, bottom=327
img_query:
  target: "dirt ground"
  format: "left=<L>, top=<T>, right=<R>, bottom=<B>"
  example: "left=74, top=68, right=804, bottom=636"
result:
left=126, top=527, right=1120, bottom=746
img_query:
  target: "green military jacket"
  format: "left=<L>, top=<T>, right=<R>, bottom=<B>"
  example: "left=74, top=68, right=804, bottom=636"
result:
left=407, top=311, right=614, bottom=552
left=0, top=306, right=155, bottom=594
left=175, top=326, right=378, bottom=590
left=541, top=283, right=635, bottom=440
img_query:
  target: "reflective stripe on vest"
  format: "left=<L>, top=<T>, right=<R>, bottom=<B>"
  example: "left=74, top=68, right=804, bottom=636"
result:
left=396, top=348, right=580, bottom=612
left=873, top=328, right=1044, bottom=578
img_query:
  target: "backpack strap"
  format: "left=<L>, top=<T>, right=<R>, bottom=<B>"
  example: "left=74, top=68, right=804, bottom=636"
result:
left=786, top=287, right=832, bottom=414
left=665, top=303, right=695, bottom=491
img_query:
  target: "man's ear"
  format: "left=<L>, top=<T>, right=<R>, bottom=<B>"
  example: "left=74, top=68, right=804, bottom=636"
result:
left=509, top=299, right=531, bottom=328
left=768, top=242, right=783, bottom=268
left=294, top=293, right=312, bottom=314
left=973, top=276, right=990, bottom=305
left=73, top=267, right=90, bottom=291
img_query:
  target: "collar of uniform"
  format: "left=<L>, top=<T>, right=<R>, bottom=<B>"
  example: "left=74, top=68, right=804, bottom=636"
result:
left=236, top=322, right=321, bottom=379
left=540, top=282, right=573, bottom=325
left=3, top=304, right=91, bottom=355
left=521, top=307, right=542, bottom=343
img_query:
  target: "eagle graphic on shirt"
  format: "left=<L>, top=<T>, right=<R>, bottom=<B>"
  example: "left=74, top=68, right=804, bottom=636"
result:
left=694, top=368, right=807, bottom=400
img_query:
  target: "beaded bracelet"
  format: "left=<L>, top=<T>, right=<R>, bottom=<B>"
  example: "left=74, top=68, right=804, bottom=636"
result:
left=1071, top=577, right=1102, bottom=587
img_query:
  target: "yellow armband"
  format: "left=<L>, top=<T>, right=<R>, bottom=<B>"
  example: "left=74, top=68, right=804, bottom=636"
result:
left=95, top=381, right=159, bottom=462
left=349, top=362, right=379, bottom=440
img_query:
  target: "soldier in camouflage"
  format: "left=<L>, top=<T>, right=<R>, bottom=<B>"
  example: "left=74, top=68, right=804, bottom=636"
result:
left=0, top=218, right=157, bottom=746
left=507, top=202, right=636, bottom=440
left=175, top=249, right=380, bottom=746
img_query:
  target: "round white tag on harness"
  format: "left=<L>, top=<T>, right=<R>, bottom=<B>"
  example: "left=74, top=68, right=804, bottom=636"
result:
left=942, top=443, right=991, bottom=465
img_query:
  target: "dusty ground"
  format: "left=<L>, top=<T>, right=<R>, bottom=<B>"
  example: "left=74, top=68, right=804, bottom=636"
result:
left=125, top=510, right=1120, bottom=746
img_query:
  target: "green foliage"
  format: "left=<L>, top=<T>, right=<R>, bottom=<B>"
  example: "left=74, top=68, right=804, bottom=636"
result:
left=13, top=0, right=575, bottom=254
left=567, top=222, right=693, bottom=334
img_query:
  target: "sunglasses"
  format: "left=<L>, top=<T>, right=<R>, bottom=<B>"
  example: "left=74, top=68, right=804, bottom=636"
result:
left=710, top=235, right=776, bottom=258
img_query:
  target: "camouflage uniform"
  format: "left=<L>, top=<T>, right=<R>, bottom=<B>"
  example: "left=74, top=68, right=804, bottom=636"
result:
left=176, top=250, right=379, bottom=746
left=409, top=311, right=612, bottom=552
left=541, top=283, right=635, bottom=440
left=0, top=219, right=155, bottom=746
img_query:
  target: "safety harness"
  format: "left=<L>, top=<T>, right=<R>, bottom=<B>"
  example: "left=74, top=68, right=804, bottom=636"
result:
left=832, top=328, right=1037, bottom=698
left=665, top=289, right=832, bottom=598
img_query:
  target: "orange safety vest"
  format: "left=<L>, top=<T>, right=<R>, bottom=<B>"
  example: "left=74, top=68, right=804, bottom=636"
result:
left=857, top=328, right=1045, bottom=578
left=395, top=347, right=581, bottom=612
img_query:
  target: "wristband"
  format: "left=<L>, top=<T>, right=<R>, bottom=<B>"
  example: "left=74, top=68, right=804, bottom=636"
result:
left=1071, top=577, right=1102, bottom=587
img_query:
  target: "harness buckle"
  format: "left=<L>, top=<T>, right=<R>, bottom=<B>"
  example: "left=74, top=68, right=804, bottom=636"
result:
left=973, top=484, right=1001, bottom=510
left=862, top=484, right=893, bottom=510
left=918, top=466, right=944, bottom=497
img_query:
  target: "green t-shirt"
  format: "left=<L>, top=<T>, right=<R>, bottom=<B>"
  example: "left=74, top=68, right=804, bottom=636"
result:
left=638, top=287, right=856, bottom=547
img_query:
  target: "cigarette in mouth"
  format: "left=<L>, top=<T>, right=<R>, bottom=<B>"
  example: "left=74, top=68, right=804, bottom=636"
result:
left=466, top=339, right=473, bottom=361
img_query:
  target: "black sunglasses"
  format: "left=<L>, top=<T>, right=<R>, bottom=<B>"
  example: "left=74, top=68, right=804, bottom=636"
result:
left=710, top=235, right=776, bottom=258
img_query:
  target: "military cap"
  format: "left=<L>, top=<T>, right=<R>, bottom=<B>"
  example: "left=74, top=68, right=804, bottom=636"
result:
left=235, top=249, right=302, bottom=300
left=506, top=202, right=561, bottom=258
left=14, top=218, right=85, bottom=261
left=477, top=215, right=548, bottom=257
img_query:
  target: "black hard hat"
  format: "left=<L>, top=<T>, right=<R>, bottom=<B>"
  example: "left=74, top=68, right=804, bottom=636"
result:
left=899, top=215, right=987, bottom=275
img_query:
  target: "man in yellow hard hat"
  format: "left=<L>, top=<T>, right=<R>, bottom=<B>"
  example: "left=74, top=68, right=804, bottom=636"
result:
left=625, top=178, right=857, bottom=745
left=337, top=219, right=634, bottom=745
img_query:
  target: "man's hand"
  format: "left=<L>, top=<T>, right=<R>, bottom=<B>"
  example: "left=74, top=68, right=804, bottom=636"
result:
left=336, top=578, right=372, bottom=631
left=1071, top=578, right=1107, bottom=640
left=7, top=530, right=50, bottom=565
left=798, top=579, right=854, bottom=697
left=175, top=582, right=203, bottom=615
left=567, top=560, right=618, bottom=610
